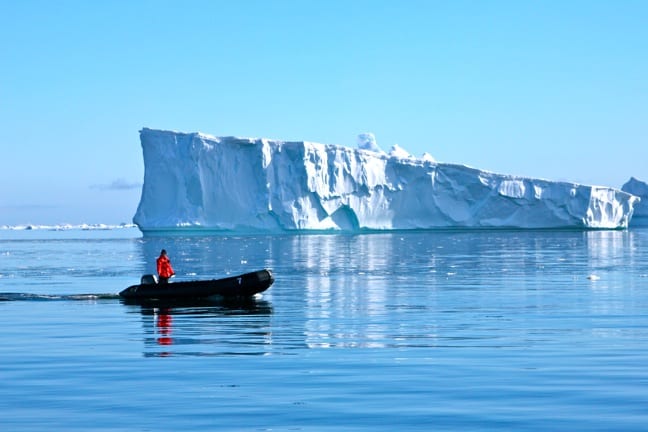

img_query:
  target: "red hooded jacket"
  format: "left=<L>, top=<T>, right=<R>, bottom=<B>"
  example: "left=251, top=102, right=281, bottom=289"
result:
left=157, top=254, right=175, bottom=278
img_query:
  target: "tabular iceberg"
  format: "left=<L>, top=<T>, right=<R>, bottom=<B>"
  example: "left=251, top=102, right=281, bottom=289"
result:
left=133, top=128, right=638, bottom=233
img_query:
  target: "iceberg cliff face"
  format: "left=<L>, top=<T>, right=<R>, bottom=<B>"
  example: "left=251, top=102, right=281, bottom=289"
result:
left=622, top=177, right=648, bottom=226
left=133, top=128, right=638, bottom=233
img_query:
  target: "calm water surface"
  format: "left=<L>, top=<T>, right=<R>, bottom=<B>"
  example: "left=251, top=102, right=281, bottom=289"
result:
left=1, top=228, right=647, bottom=431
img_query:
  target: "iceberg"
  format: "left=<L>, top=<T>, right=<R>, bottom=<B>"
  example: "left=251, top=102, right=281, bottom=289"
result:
left=622, top=177, right=648, bottom=227
left=133, top=128, right=638, bottom=233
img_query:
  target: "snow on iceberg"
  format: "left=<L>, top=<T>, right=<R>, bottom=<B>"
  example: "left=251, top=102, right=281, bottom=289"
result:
left=133, top=128, right=638, bottom=233
left=357, top=133, right=382, bottom=153
left=622, top=177, right=648, bottom=226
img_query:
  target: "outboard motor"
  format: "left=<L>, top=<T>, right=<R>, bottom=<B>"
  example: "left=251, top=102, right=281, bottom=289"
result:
left=140, top=274, right=158, bottom=285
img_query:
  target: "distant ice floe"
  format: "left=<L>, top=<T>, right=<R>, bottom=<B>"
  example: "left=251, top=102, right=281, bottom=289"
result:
left=0, top=223, right=137, bottom=231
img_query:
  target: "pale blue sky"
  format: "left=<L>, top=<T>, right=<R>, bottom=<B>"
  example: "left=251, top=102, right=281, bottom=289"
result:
left=1, top=0, right=646, bottom=225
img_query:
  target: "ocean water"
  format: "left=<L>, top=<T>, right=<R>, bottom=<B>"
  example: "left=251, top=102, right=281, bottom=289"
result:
left=1, top=227, right=648, bottom=431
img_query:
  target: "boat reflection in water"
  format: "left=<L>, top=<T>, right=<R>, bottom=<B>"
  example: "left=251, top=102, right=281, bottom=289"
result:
left=125, top=298, right=274, bottom=357
left=155, top=308, right=173, bottom=347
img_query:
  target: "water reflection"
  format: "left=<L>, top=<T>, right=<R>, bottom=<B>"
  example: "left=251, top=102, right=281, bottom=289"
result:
left=585, top=229, right=635, bottom=268
left=156, top=308, right=173, bottom=347
left=129, top=299, right=274, bottom=357
left=133, top=230, right=647, bottom=351
left=280, top=230, right=646, bottom=349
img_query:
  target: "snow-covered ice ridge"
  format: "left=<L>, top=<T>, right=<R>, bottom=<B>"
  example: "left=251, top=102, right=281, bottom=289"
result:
left=133, top=128, right=639, bottom=233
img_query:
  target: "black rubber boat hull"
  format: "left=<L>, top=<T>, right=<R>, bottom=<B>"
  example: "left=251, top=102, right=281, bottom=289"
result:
left=119, top=269, right=274, bottom=300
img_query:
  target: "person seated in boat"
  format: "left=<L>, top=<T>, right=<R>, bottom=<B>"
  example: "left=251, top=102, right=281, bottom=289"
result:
left=156, top=249, right=175, bottom=283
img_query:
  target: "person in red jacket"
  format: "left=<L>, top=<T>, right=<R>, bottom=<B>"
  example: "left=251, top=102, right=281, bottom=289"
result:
left=156, top=249, right=175, bottom=283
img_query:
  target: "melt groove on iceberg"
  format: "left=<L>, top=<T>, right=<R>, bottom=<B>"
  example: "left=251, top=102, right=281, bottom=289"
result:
left=133, top=128, right=638, bottom=233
